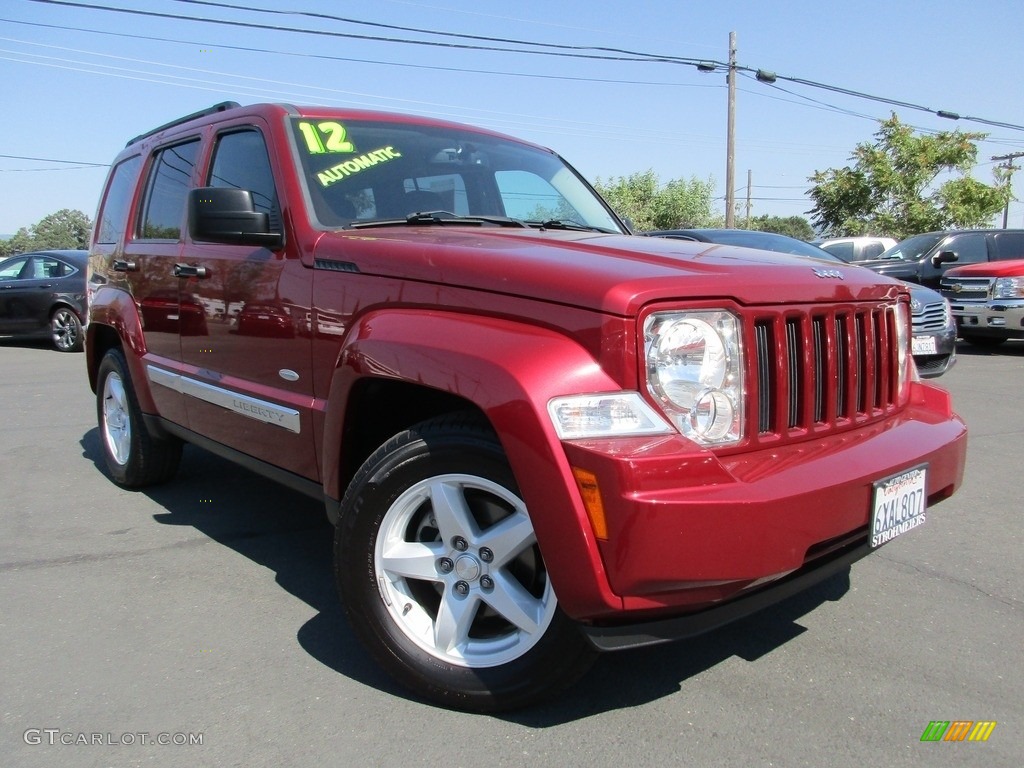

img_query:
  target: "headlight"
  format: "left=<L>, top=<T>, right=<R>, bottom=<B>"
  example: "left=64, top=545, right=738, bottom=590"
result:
left=893, top=302, right=912, bottom=397
left=643, top=310, right=743, bottom=445
left=994, top=277, right=1024, bottom=299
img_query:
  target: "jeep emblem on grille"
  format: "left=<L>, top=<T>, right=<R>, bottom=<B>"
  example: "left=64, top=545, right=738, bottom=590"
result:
left=812, top=268, right=844, bottom=279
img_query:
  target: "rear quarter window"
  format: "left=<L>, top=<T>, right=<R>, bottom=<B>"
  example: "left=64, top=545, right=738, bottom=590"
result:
left=95, top=155, right=142, bottom=244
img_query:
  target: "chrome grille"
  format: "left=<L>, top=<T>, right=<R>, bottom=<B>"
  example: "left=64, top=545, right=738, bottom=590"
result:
left=751, top=304, right=899, bottom=440
left=911, top=300, right=949, bottom=333
left=940, top=277, right=991, bottom=302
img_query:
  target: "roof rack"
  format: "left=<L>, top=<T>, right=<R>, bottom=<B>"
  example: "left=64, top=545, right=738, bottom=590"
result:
left=126, top=101, right=242, bottom=146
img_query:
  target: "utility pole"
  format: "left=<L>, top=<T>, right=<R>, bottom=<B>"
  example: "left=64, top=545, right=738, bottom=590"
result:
left=745, top=169, right=752, bottom=228
left=992, top=152, right=1023, bottom=228
left=725, top=32, right=737, bottom=228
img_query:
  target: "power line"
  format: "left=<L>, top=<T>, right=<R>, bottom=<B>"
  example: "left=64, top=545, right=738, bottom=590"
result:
left=19, top=0, right=1024, bottom=132
left=165, top=0, right=710, bottom=64
left=23, top=0, right=707, bottom=65
left=0, top=45, right=728, bottom=147
left=0, top=20, right=699, bottom=88
left=0, top=153, right=106, bottom=166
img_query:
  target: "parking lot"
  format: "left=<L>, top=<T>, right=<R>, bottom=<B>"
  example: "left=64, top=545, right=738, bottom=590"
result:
left=1, top=339, right=1021, bottom=768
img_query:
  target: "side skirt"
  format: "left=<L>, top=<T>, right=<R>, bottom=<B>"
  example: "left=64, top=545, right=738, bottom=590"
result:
left=144, top=414, right=332, bottom=521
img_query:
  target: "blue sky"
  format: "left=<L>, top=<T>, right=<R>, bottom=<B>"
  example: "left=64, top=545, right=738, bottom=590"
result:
left=2, top=0, right=1023, bottom=235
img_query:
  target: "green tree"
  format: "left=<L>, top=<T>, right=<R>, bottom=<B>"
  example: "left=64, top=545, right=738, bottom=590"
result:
left=1, top=209, right=92, bottom=257
left=808, top=115, right=1009, bottom=239
left=746, top=215, right=815, bottom=240
left=593, top=170, right=718, bottom=232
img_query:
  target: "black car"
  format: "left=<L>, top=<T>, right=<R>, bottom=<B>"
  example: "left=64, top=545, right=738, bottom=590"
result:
left=858, top=229, right=1024, bottom=288
left=0, top=249, right=88, bottom=352
left=645, top=229, right=956, bottom=378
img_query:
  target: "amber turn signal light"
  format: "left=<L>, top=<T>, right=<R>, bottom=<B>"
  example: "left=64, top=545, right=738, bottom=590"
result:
left=572, top=467, right=608, bottom=540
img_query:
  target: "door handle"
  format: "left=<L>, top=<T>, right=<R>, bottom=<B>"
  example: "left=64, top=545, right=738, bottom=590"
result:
left=113, top=259, right=138, bottom=272
left=173, top=263, right=210, bottom=279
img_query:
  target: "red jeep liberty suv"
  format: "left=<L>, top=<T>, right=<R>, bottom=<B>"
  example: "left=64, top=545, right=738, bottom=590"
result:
left=86, top=102, right=967, bottom=711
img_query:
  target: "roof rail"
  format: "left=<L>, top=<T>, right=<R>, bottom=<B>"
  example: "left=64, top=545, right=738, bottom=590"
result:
left=126, top=101, right=242, bottom=146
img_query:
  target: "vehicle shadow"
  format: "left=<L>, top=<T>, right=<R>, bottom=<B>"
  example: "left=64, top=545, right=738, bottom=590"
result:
left=0, top=337, right=60, bottom=352
left=79, top=428, right=402, bottom=698
left=954, top=339, right=1024, bottom=356
left=80, top=427, right=851, bottom=721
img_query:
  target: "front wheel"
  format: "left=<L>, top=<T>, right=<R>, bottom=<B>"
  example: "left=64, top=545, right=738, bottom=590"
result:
left=335, top=414, right=595, bottom=712
left=96, top=348, right=182, bottom=488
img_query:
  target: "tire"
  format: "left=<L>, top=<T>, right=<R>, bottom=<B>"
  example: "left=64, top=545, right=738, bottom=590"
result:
left=961, top=334, right=1007, bottom=349
left=335, top=413, right=596, bottom=712
left=96, top=348, right=182, bottom=488
left=51, top=306, right=83, bottom=352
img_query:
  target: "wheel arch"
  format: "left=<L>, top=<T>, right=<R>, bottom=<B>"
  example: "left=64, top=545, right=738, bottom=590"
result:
left=85, top=286, right=151, bottom=410
left=322, top=308, right=626, bottom=618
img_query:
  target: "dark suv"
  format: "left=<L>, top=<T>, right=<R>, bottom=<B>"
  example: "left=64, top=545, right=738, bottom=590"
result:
left=860, top=229, right=1024, bottom=288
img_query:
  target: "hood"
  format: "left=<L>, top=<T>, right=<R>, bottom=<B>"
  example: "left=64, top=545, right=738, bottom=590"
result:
left=905, top=282, right=943, bottom=304
left=313, top=228, right=904, bottom=316
left=945, top=258, right=1024, bottom=278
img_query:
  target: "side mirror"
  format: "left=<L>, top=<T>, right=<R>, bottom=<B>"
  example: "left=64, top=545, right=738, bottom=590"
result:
left=932, top=250, right=958, bottom=267
left=188, top=187, right=283, bottom=248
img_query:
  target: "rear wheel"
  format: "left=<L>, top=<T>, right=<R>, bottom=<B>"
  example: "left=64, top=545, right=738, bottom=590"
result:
left=51, top=307, right=83, bottom=352
left=335, top=413, right=595, bottom=712
left=96, top=348, right=182, bottom=487
left=961, top=334, right=1007, bottom=348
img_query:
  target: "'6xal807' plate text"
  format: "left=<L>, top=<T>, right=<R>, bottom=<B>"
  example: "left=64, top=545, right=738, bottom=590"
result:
left=870, top=465, right=927, bottom=548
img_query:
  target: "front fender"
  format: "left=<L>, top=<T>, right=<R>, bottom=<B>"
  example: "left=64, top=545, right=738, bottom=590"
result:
left=323, top=309, right=629, bottom=618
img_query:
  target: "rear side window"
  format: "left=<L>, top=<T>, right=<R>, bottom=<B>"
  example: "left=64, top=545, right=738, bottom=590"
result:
left=821, top=242, right=854, bottom=261
left=861, top=242, right=886, bottom=260
left=96, top=155, right=141, bottom=244
left=208, top=129, right=280, bottom=229
left=992, top=232, right=1024, bottom=260
left=138, top=140, right=201, bottom=239
left=30, top=256, right=73, bottom=279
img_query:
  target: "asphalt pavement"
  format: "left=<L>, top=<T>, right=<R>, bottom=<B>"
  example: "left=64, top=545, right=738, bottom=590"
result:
left=1, top=337, right=1021, bottom=768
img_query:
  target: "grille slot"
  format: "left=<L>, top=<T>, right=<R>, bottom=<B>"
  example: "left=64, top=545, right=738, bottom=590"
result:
left=752, top=304, right=899, bottom=441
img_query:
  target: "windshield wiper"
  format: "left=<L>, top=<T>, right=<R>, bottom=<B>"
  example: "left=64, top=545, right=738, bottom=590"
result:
left=349, top=211, right=529, bottom=229
left=527, top=219, right=616, bottom=233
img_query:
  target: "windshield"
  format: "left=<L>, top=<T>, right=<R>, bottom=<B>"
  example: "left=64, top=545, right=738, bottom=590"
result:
left=288, top=117, right=624, bottom=233
left=877, top=233, right=943, bottom=261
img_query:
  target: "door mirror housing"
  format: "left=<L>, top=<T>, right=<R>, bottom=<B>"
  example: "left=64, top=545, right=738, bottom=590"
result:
left=932, top=250, right=958, bottom=267
left=188, top=187, right=283, bottom=248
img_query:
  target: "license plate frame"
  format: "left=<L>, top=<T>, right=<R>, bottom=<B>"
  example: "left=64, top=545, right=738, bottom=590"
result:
left=870, top=464, right=927, bottom=548
left=911, top=335, right=938, bottom=355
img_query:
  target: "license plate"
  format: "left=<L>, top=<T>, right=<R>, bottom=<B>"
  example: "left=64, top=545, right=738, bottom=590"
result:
left=912, top=335, right=937, bottom=355
left=870, top=465, right=927, bottom=548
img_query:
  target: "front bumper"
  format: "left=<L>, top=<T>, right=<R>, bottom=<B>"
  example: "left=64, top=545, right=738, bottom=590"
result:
left=912, top=323, right=957, bottom=378
left=950, top=299, right=1024, bottom=339
left=559, top=382, right=967, bottom=622
left=584, top=537, right=870, bottom=650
